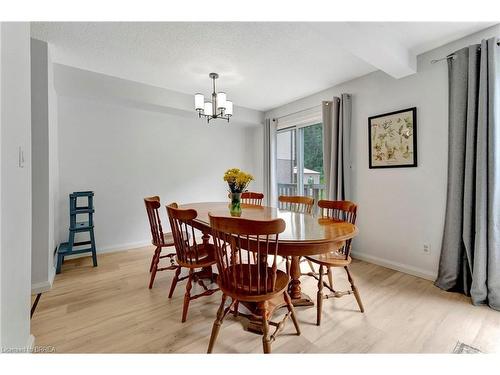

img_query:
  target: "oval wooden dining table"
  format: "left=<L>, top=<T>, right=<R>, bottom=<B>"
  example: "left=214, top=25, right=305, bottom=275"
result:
left=179, top=202, right=358, bottom=307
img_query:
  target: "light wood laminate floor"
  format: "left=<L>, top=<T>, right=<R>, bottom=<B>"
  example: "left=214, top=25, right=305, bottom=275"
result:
left=31, top=246, right=500, bottom=353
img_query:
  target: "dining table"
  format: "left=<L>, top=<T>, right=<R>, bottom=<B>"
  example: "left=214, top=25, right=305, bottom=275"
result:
left=179, top=202, right=359, bottom=308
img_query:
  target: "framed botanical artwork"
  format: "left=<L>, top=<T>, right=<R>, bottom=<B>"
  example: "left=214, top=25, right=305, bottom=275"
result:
left=368, top=107, right=417, bottom=168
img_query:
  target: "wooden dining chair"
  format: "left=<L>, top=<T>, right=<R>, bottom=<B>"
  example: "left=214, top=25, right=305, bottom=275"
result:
left=207, top=214, right=301, bottom=354
left=228, top=191, right=265, bottom=206
left=278, top=195, right=316, bottom=272
left=304, top=200, right=364, bottom=325
left=278, top=195, right=314, bottom=214
left=144, top=196, right=177, bottom=289
left=166, top=203, right=219, bottom=322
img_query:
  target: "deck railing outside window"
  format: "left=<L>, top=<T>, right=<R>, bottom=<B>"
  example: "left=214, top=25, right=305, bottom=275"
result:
left=278, top=183, right=326, bottom=212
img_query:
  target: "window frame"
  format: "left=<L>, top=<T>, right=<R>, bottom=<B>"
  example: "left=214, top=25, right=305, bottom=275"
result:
left=276, top=114, right=323, bottom=203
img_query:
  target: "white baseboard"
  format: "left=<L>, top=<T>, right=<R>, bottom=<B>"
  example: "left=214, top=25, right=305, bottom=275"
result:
left=31, top=280, right=52, bottom=294
left=62, top=240, right=152, bottom=260
left=99, top=241, right=152, bottom=254
left=351, top=251, right=437, bottom=281
left=31, top=265, right=56, bottom=294
left=26, top=334, right=35, bottom=353
left=49, top=264, right=56, bottom=284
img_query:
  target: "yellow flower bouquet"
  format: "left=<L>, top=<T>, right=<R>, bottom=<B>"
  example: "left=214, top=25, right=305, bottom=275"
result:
left=223, top=168, right=254, bottom=216
left=223, top=168, right=254, bottom=193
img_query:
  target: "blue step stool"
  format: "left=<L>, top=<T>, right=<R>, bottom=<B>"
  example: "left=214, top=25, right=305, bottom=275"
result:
left=56, top=191, right=98, bottom=274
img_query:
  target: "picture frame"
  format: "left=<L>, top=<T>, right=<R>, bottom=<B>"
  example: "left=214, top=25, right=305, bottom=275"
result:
left=368, top=107, right=417, bottom=168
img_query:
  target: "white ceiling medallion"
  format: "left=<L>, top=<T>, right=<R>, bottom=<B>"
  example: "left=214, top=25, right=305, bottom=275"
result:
left=194, top=73, right=233, bottom=123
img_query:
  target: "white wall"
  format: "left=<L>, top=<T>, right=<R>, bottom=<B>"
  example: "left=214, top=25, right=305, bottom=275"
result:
left=0, top=22, right=32, bottom=350
left=30, top=38, right=58, bottom=293
left=265, top=24, right=500, bottom=280
left=31, top=38, right=49, bottom=288
left=55, top=65, right=264, bottom=252
left=245, top=123, right=264, bottom=193
left=47, top=42, right=59, bottom=283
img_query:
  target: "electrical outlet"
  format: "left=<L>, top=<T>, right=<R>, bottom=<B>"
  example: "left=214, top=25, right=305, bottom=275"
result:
left=423, top=243, right=431, bottom=255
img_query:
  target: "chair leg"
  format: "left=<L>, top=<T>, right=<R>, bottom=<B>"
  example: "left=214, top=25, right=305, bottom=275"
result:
left=327, top=267, right=334, bottom=290
left=317, top=265, right=324, bottom=326
left=284, top=291, right=301, bottom=335
left=306, top=259, right=316, bottom=273
left=210, top=267, right=215, bottom=284
left=233, top=300, right=239, bottom=317
left=181, top=269, right=194, bottom=322
left=148, top=247, right=161, bottom=289
left=207, top=294, right=228, bottom=353
left=168, top=266, right=181, bottom=298
left=261, top=306, right=271, bottom=354
left=149, top=247, right=160, bottom=272
left=345, top=266, right=365, bottom=313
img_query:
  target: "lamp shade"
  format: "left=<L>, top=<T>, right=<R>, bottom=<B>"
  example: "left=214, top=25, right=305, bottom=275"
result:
left=225, top=100, right=233, bottom=116
left=194, top=93, right=204, bottom=110
left=217, top=92, right=227, bottom=109
left=204, top=102, right=213, bottom=116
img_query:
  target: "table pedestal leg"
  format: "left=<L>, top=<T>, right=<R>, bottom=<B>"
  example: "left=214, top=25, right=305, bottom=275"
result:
left=201, top=231, right=211, bottom=247
left=201, top=231, right=215, bottom=283
left=289, top=256, right=314, bottom=307
left=233, top=257, right=315, bottom=334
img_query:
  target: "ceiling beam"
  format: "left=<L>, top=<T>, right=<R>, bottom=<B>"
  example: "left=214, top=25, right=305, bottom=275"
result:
left=311, top=23, right=417, bottom=79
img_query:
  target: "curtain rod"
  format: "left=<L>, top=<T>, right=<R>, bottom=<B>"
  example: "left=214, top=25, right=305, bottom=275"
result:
left=273, top=103, right=336, bottom=121
left=431, top=40, right=500, bottom=64
left=430, top=55, right=456, bottom=64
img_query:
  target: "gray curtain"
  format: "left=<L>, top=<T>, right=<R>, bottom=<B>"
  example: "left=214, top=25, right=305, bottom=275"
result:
left=435, top=37, right=500, bottom=311
left=263, top=118, right=277, bottom=206
left=322, top=94, right=352, bottom=200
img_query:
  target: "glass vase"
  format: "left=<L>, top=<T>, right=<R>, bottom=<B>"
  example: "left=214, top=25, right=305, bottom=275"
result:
left=230, top=192, right=242, bottom=217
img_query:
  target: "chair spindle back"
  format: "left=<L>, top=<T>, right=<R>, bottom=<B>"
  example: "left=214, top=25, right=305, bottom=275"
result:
left=278, top=195, right=314, bottom=214
left=209, top=215, right=286, bottom=296
left=166, top=203, right=202, bottom=265
left=318, top=200, right=357, bottom=258
left=144, top=196, right=166, bottom=246
left=228, top=192, right=265, bottom=206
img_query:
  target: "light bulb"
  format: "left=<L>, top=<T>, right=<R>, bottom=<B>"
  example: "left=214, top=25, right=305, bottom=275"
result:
left=217, top=92, right=227, bottom=109
left=204, top=102, right=213, bottom=116
left=225, top=101, right=233, bottom=116
left=194, top=93, right=204, bottom=111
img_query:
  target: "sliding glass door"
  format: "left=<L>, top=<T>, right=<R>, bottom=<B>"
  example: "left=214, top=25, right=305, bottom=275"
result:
left=276, top=123, right=325, bottom=206
left=277, top=128, right=298, bottom=196
left=302, top=123, right=324, bottom=202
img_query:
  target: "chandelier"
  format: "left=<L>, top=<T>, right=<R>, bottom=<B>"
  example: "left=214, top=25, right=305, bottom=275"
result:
left=194, top=73, right=233, bottom=123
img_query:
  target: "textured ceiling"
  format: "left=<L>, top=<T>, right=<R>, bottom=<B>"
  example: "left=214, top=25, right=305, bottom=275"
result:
left=31, top=22, right=495, bottom=111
